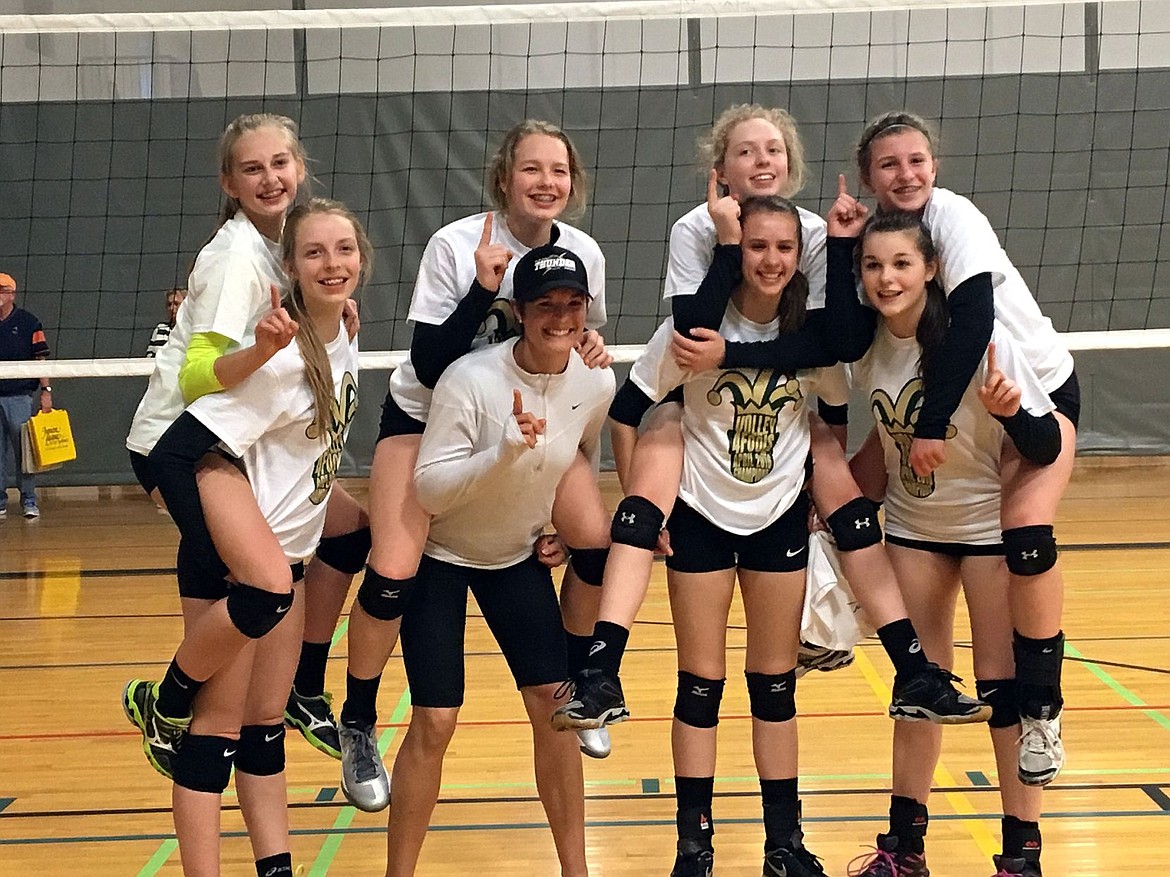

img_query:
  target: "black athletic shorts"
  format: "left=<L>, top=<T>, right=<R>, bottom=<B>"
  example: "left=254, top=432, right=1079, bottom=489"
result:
left=665, top=491, right=811, bottom=574
left=377, top=389, right=426, bottom=442
left=401, top=553, right=568, bottom=708
left=885, top=534, right=1004, bottom=558
left=1048, top=368, right=1080, bottom=430
left=129, top=449, right=157, bottom=496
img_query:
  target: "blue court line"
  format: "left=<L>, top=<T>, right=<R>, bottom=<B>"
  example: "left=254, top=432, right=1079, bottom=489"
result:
left=315, top=788, right=338, bottom=803
left=0, top=798, right=13, bottom=813
left=641, top=778, right=660, bottom=794
left=5, top=808, right=1168, bottom=846
left=966, top=772, right=992, bottom=787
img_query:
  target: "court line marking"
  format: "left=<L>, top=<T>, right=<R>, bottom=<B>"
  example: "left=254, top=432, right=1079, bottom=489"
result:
left=5, top=808, right=1167, bottom=848
left=307, top=686, right=411, bottom=876
left=1066, top=640, right=1170, bottom=731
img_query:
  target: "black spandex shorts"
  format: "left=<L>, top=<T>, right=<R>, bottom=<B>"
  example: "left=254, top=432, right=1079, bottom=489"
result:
left=129, top=449, right=157, bottom=496
left=1048, top=369, right=1080, bottom=430
left=665, top=491, right=811, bottom=574
left=885, top=534, right=1004, bottom=558
left=401, top=553, right=568, bottom=708
left=377, top=389, right=426, bottom=442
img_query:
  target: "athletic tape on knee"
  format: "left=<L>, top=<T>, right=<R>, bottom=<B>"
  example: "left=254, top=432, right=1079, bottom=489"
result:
left=826, top=497, right=882, bottom=552
left=234, top=723, right=286, bottom=776
left=975, top=678, right=1020, bottom=729
left=568, top=547, right=609, bottom=587
left=226, top=583, right=294, bottom=639
left=745, top=669, right=798, bottom=723
left=356, top=567, right=415, bottom=621
left=673, top=671, right=725, bottom=729
left=610, top=496, right=664, bottom=551
left=315, top=526, right=371, bottom=575
left=1003, top=525, right=1057, bottom=576
left=173, top=734, right=236, bottom=793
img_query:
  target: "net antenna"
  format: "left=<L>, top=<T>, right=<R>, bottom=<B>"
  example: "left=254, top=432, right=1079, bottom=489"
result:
left=1, top=0, right=1168, bottom=381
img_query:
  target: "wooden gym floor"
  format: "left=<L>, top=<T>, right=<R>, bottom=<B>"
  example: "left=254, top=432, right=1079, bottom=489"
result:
left=1, top=458, right=1168, bottom=876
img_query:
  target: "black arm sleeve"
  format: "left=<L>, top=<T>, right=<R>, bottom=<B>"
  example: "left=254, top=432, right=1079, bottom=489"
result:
left=818, top=399, right=850, bottom=426
left=914, top=272, right=996, bottom=439
left=411, top=279, right=497, bottom=389
left=823, top=237, right=878, bottom=362
left=608, top=379, right=657, bottom=427
left=995, top=409, right=1062, bottom=466
left=722, top=309, right=839, bottom=371
left=671, top=244, right=741, bottom=338
left=149, top=412, right=229, bottom=583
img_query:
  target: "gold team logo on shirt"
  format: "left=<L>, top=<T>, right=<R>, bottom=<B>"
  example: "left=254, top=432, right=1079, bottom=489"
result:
left=309, top=371, right=359, bottom=504
left=870, top=377, right=956, bottom=499
left=708, top=369, right=803, bottom=484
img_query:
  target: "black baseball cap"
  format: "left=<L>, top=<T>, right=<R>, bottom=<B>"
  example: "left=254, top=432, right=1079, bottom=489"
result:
left=512, top=243, right=591, bottom=304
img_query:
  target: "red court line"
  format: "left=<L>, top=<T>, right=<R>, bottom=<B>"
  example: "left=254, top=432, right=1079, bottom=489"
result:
left=3, top=702, right=1169, bottom=742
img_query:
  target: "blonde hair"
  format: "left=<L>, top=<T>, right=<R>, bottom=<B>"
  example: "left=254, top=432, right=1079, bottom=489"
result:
left=281, top=198, right=373, bottom=440
left=855, top=111, right=938, bottom=189
left=486, top=119, right=589, bottom=221
left=698, top=104, right=807, bottom=198
left=215, top=113, right=308, bottom=228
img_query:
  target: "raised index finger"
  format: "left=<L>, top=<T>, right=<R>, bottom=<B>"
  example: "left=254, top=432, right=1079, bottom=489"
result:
left=986, top=341, right=998, bottom=375
left=479, top=212, right=494, bottom=247
left=837, top=173, right=849, bottom=199
left=512, top=388, right=523, bottom=416
left=270, top=282, right=282, bottom=311
left=707, top=168, right=720, bottom=206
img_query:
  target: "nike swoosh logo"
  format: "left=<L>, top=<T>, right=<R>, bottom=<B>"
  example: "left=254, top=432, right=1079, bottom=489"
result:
left=224, top=748, right=237, bottom=758
left=276, top=604, right=290, bottom=614
left=571, top=402, right=582, bottom=410
left=786, top=546, right=805, bottom=557
left=265, top=731, right=282, bottom=742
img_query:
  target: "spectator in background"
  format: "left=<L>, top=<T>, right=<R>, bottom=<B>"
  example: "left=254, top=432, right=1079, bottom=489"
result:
left=0, top=271, right=52, bottom=519
left=146, top=287, right=187, bottom=357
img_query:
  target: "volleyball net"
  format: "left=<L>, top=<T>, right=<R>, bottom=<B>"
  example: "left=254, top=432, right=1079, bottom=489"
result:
left=0, top=0, right=1168, bottom=471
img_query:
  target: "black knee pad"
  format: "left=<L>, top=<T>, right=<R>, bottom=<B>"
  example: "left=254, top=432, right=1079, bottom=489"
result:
left=745, top=669, right=797, bottom=723
left=976, top=678, right=1020, bottom=729
left=826, top=497, right=882, bottom=552
left=226, top=583, right=294, bottom=639
left=568, top=547, right=609, bottom=587
left=234, top=723, right=286, bottom=776
left=315, top=526, right=371, bottom=575
left=1003, top=525, right=1057, bottom=576
left=673, top=671, right=725, bottom=729
left=356, top=567, right=416, bottom=621
left=610, top=496, right=665, bottom=551
left=173, top=734, right=236, bottom=793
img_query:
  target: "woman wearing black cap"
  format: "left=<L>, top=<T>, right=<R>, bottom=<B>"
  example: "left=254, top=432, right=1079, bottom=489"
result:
left=383, top=243, right=614, bottom=877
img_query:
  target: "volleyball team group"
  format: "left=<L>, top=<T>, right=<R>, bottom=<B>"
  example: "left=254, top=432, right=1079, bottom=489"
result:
left=117, top=102, right=1076, bottom=877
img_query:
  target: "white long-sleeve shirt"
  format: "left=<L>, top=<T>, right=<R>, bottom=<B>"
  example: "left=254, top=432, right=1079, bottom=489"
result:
left=415, top=338, right=615, bottom=569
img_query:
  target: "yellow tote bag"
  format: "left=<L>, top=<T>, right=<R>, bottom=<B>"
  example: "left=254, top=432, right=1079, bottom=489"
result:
left=27, top=409, right=78, bottom=467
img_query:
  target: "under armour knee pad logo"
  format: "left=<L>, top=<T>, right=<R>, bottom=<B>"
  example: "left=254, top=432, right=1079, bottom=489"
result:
left=855, top=517, right=871, bottom=529
left=1021, top=549, right=1039, bottom=560
left=620, top=512, right=636, bottom=524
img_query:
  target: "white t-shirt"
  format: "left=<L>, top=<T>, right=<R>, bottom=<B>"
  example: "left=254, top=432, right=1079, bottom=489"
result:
left=390, top=211, right=607, bottom=422
left=415, top=339, right=615, bottom=570
left=185, top=324, right=360, bottom=561
left=663, top=202, right=828, bottom=309
left=127, top=212, right=284, bottom=455
left=631, top=306, right=848, bottom=535
left=849, top=321, right=1054, bottom=544
left=922, top=187, right=1074, bottom=394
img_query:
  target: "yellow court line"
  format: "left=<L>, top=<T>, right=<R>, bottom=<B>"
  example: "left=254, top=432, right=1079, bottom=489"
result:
left=851, top=649, right=1001, bottom=861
